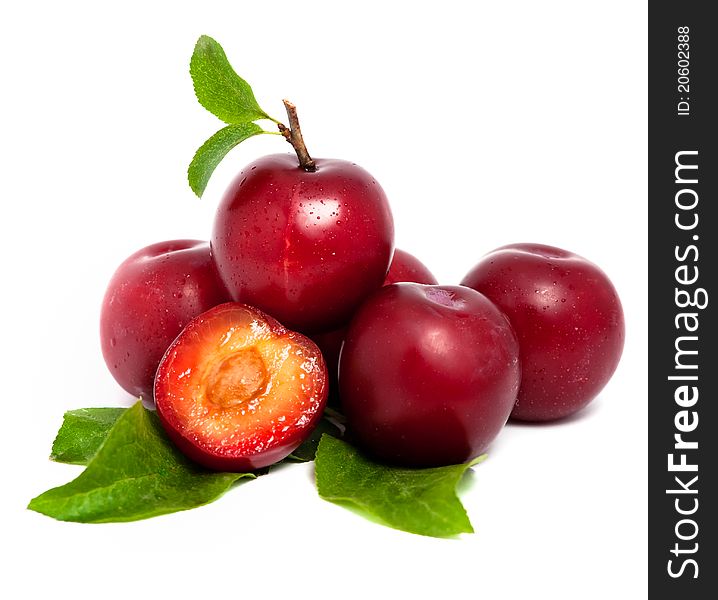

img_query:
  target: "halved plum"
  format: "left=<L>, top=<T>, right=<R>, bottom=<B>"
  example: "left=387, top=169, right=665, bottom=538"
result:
left=154, top=303, right=328, bottom=471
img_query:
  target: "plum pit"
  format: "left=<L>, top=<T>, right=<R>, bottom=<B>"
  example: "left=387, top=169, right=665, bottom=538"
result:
left=204, top=348, right=269, bottom=409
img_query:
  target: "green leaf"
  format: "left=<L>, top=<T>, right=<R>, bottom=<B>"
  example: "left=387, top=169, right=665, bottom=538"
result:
left=50, top=403, right=339, bottom=467
left=287, top=416, right=344, bottom=462
left=190, top=35, right=272, bottom=124
left=314, top=435, right=484, bottom=537
left=51, top=407, right=126, bottom=465
left=29, top=403, right=253, bottom=523
left=188, top=123, right=264, bottom=197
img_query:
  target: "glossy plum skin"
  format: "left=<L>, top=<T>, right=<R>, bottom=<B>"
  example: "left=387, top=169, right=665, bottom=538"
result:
left=311, top=248, right=437, bottom=402
left=100, top=240, right=228, bottom=400
left=154, top=303, right=328, bottom=471
left=383, top=248, right=438, bottom=286
left=461, top=243, right=625, bottom=421
left=339, top=284, right=521, bottom=467
left=212, top=154, right=395, bottom=333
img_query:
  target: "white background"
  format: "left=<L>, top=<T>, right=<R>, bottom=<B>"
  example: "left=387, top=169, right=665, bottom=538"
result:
left=0, top=1, right=647, bottom=598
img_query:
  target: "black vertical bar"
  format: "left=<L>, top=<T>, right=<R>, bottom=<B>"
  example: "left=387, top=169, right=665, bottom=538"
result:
left=649, top=1, right=716, bottom=596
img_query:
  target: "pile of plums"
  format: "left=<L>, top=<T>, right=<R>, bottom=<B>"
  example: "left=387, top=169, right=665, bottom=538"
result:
left=101, top=154, right=625, bottom=471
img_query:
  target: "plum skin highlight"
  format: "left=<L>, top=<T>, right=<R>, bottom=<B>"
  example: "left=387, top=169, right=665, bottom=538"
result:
left=100, top=240, right=229, bottom=400
left=339, top=283, right=521, bottom=467
left=211, top=154, right=395, bottom=334
left=461, top=243, right=625, bottom=422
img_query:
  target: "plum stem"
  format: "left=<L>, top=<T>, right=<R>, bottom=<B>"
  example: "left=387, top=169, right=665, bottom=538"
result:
left=277, top=100, right=316, bottom=172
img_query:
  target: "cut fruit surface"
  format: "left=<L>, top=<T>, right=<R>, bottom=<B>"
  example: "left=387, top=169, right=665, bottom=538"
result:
left=154, top=303, right=328, bottom=471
